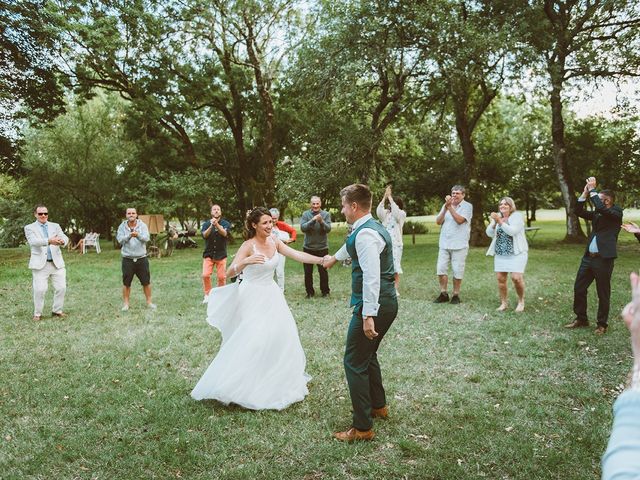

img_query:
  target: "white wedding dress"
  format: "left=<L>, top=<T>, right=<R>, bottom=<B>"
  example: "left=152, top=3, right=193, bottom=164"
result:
left=191, top=250, right=311, bottom=410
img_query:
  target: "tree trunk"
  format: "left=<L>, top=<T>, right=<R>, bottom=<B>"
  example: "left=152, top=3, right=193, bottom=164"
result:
left=454, top=108, right=488, bottom=247
left=245, top=23, right=276, bottom=207
left=549, top=71, right=585, bottom=242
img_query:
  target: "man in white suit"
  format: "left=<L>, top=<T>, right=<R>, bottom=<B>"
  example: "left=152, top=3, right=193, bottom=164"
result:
left=24, top=205, right=69, bottom=321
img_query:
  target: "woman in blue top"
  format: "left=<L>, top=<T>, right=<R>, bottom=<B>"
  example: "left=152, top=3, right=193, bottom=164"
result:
left=485, top=197, right=528, bottom=312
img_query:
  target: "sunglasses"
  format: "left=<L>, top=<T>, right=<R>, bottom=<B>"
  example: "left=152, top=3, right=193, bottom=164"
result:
left=37, top=212, right=49, bottom=216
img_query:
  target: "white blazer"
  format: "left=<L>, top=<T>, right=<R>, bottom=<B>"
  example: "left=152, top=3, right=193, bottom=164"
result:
left=24, top=221, right=69, bottom=270
left=485, top=211, right=528, bottom=256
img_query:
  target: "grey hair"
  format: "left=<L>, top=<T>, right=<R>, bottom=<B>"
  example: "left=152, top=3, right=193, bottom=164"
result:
left=451, top=185, right=466, bottom=194
left=499, top=196, right=516, bottom=212
left=269, top=208, right=280, bottom=218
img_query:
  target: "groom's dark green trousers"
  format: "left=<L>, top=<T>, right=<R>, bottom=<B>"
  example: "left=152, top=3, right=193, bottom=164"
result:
left=345, top=300, right=398, bottom=430
left=344, top=217, right=398, bottom=431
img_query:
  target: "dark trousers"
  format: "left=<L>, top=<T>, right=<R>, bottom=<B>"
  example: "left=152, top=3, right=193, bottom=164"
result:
left=303, top=247, right=329, bottom=296
left=573, top=255, right=615, bottom=327
left=344, top=300, right=398, bottom=431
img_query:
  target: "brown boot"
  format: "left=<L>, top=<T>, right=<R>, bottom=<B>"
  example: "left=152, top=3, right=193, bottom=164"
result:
left=372, top=405, right=389, bottom=419
left=333, top=427, right=375, bottom=442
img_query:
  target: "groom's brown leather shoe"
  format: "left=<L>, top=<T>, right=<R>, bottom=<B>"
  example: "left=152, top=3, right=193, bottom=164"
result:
left=333, top=427, right=375, bottom=442
left=371, top=406, right=389, bottom=419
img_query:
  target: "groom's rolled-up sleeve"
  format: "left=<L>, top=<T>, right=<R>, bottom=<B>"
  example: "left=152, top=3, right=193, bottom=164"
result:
left=334, top=244, right=349, bottom=262
left=355, top=229, right=386, bottom=317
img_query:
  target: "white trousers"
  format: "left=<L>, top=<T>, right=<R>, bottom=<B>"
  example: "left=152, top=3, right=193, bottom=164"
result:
left=274, top=254, right=286, bottom=291
left=32, top=262, right=66, bottom=316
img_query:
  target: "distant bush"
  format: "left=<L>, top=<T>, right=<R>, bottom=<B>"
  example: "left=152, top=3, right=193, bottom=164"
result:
left=403, top=221, right=428, bottom=235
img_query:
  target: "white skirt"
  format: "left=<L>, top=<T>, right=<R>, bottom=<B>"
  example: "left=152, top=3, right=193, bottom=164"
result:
left=494, top=252, right=528, bottom=273
left=392, top=243, right=403, bottom=274
left=191, top=279, right=310, bottom=410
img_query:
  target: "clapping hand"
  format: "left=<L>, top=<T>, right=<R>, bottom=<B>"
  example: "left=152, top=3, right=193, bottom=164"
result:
left=586, top=176, right=597, bottom=191
left=490, top=212, right=501, bottom=222
left=444, top=195, right=452, bottom=207
left=50, top=235, right=65, bottom=245
left=622, top=222, right=640, bottom=234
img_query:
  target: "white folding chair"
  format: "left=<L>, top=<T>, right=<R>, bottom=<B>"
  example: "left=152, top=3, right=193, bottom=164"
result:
left=82, top=232, right=101, bottom=254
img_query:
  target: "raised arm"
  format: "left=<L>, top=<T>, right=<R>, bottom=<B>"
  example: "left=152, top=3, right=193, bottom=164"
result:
left=590, top=194, right=623, bottom=221
left=376, top=200, right=388, bottom=223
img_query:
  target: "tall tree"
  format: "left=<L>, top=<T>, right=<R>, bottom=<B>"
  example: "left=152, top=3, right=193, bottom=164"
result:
left=47, top=0, right=306, bottom=214
left=414, top=0, right=526, bottom=245
left=0, top=0, right=65, bottom=174
left=21, top=93, right=134, bottom=236
left=527, top=0, right=640, bottom=241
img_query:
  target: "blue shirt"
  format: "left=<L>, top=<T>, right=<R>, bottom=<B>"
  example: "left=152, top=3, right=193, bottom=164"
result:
left=202, top=218, right=231, bottom=260
left=41, top=222, right=53, bottom=260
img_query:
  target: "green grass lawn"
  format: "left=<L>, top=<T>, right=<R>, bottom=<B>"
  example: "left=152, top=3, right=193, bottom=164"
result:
left=2, top=219, right=639, bottom=479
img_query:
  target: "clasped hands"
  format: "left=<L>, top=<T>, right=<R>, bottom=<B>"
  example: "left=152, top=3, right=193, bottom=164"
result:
left=322, top=254, right=337, bottom=269
left=583, top=176, right=597, bottom=196
left=48, top=236, right=65, bottom=246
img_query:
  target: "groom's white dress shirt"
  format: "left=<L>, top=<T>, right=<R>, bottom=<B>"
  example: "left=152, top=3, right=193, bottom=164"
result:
left=334, top=213, right=385, bottom=317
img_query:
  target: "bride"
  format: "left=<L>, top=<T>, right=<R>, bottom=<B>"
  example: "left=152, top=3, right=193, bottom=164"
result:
left=191, top=207, right=327, bottom=410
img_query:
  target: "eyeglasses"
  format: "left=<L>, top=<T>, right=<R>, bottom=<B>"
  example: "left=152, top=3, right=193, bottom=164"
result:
left=37, top=212, right=49, bottom=216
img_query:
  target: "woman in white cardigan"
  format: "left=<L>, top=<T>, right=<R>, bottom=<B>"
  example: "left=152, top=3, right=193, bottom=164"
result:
left=486, top=197, right=528, bottom=312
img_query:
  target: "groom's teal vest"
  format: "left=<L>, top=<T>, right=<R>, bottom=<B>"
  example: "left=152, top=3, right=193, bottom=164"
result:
left=346, top=218, right=396, bottom=311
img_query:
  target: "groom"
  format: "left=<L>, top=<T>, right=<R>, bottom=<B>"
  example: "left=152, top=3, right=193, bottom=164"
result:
left=324, top=184, right=398, bottom=441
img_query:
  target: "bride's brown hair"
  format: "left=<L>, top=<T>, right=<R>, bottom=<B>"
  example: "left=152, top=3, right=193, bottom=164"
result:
left=244, top=207, right=272, bottom=239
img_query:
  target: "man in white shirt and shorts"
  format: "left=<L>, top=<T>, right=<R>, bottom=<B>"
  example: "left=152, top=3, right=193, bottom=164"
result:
left=434, top=185, right=473, bottom=304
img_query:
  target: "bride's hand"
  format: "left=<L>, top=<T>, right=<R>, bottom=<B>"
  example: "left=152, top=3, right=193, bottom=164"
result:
left=244, top=253, right=266, bottom=265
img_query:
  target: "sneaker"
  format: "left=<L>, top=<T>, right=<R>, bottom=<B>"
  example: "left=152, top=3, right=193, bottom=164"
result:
left=433, top=292, right=449, bottom=303
left=147, top=303, right=157, bottom=310
left=202, top=295, right=209, bottom=304
left=121, top=304, right=129, bottom=312
left=450, top=295, right=460, bottom=304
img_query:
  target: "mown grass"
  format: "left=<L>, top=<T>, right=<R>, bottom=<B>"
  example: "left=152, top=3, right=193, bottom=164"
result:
left=1, top=217, right=639, bottom=479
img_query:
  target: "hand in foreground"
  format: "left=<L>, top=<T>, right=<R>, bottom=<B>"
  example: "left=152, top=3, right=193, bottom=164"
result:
left=363, top=316, right=378, bottom=340
left=244, top=253, right=266, bottom=265
left=313, top=213, right=323, bottom=222
left=621, top=272, right=640, bottom=360
left=490, top=212, right=501, bottom=222
left=322, top=255, right=337, bottom=269
left=444, top=195, right=452, bottom=207
left=586, top=176, right=597, bottom=190
left=622, top=222, right=640, bottom=234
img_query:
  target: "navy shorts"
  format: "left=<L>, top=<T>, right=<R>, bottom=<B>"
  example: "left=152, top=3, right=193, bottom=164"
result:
left=122, top=257, right=151, bottom=287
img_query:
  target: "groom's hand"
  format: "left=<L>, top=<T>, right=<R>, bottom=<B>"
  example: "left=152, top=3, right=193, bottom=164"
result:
left=363, top=316, right=378, bottom=340
left=323, top=255, right=337, bottom=269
